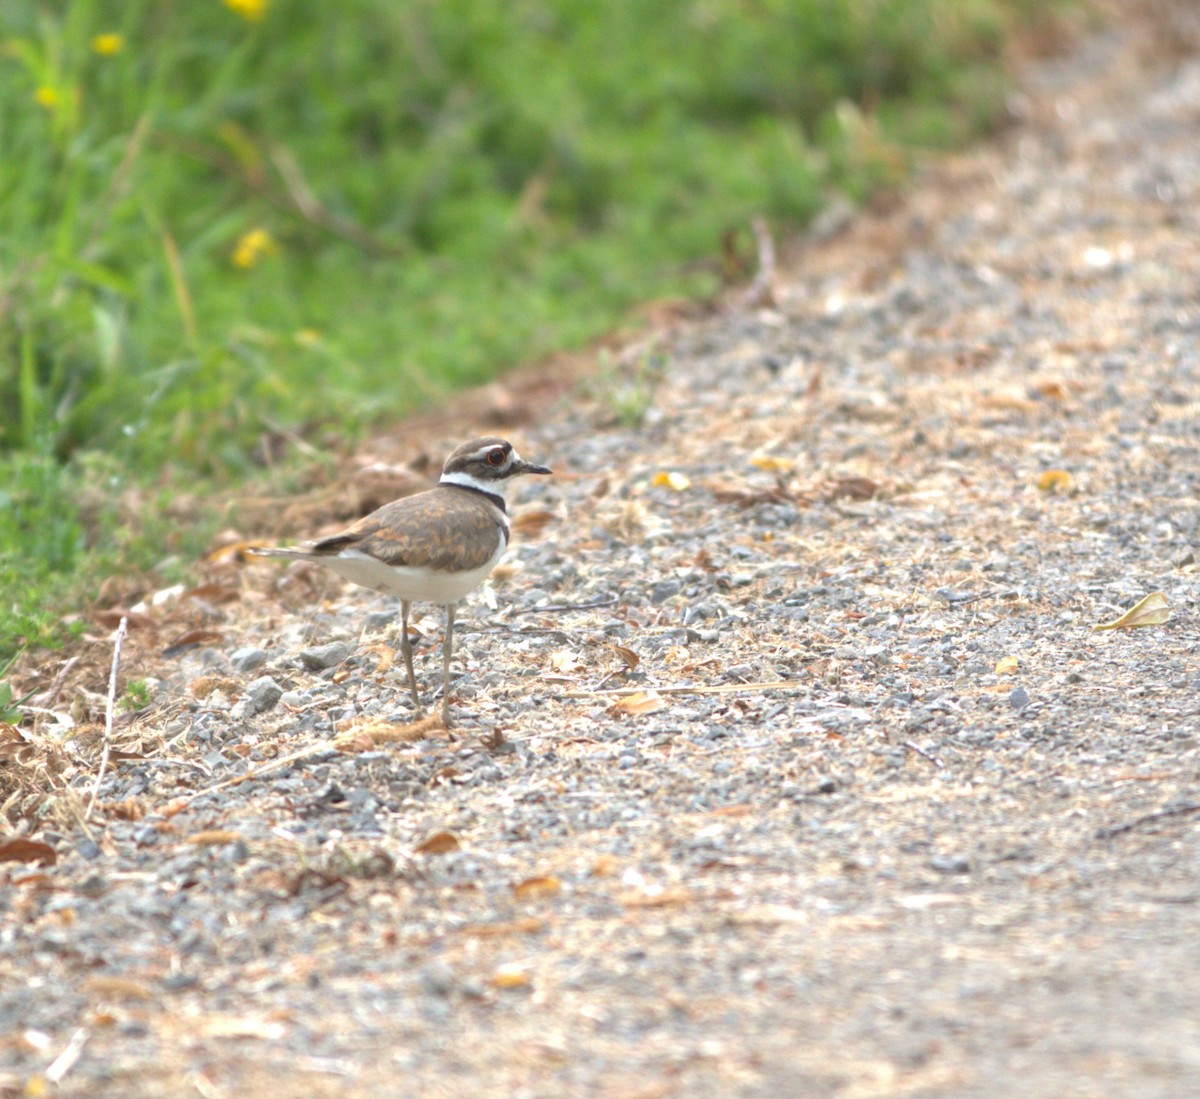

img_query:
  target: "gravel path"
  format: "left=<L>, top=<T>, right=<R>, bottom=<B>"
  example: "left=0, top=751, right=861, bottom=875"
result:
left=5, top=10, right=1200, bottom=1097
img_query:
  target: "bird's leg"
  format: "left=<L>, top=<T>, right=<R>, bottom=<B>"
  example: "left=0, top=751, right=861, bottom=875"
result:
left=440, top=603, right=456, bottom=726
left=399, top=599, right=421, bottom=712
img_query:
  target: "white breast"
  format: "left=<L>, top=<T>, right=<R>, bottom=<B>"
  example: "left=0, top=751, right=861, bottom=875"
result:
left=323, top=542, right=506, bottom=604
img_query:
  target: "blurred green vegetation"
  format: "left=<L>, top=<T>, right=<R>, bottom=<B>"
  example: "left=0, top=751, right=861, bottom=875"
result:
left=0, top=0, right=1064, bottom=656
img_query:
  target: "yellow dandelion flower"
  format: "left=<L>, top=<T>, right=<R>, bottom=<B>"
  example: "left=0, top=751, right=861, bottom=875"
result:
left=34, top=85, right=59, bottom=110
left=231, top=228, right=278, bottom=269
left=91, top=33, right=123, bottom=56
left=223, top=0, right=268, bottom=22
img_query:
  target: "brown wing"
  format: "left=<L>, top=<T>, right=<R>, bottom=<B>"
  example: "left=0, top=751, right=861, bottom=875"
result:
left=310, top=489, right=503, bottom=572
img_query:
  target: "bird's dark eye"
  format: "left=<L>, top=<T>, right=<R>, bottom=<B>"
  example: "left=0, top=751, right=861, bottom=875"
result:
left=487, top=448, right=507, bottom=467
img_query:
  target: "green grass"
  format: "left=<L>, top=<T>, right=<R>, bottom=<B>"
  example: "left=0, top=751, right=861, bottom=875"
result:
left=0, top=0, right=1065, bottom=658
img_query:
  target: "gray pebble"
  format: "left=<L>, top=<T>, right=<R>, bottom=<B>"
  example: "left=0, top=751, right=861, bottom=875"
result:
left=650, top=579, right=682, bottom=604
left=300, top=641, right=351, bottom=671
left=363, top=610, right=398, bottom=631
left=419, top=962, right=456, bottom=997
left=230, top=647, right=268, bottom=673
left=930, top=854, right=972, bottom=875
left=1009, top=687, right=1031, bottom=710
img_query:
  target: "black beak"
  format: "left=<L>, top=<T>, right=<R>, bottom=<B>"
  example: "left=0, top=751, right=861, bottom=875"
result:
left=516, top=459, right=552, bottom=476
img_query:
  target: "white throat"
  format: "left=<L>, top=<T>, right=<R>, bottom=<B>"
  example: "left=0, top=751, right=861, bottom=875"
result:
left=439, top=470, right=509, bottom=499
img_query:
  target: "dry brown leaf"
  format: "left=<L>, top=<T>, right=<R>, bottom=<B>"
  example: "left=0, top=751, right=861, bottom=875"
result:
left=95, top=608, right=155, bottom=630
left=1093, top=592, right=1171, bottom=631
left=163, top=629, right=223, bottom=652
left=826, top=476, right=881, bottom=501
left=978, top=392, right=1039, bottom=415
left=511, top=508, right=556, bottom=538
left=608, top=690, right=665, bottom=716
left=994, top=655, right=1019, bottom=676
left=460, top=917, right=544, bottom=939
left=591, top=854, right=620, bottom=878
left=188, top=830, right=242, bottom=847
left=1037, top=469, right=1074, bottom=493
left=414, top=830, right=461, bottom=855
left=97, top=798, right=144, bottom=822
left=182, top=582, right=240, bottom=605
left=618, top=888, right=692, bottom=909
left=513, top=875, right=561, bottom=900
left=188, top=675, right=240, bottom=699
left=359, top=641, right=396, bottom=675
left=83, top=975, right=155, bottom=1001
left=1034, top=380, right=1068, bottom=401
left=0, top=838, right=57, bottom=866
left=612, top=645, right=640, bottom=670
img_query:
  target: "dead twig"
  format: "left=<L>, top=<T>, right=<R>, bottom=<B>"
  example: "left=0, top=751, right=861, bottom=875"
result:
left=562, top=680, right=803, bottom=699
left=1096, top=802, right=1200, bottom=840
left=742, top=216, right=777, bottom=308
left=903, top=740, right=945, bottom=769
left=511, top=595, right=619, bottom=616
left=159, top=133, right=405, bottom=258
left=45, top=1027, right=90, bottom=1085
left=172, top=741, right=341, bottom=807
left=86, top=616, right=127, bottom=822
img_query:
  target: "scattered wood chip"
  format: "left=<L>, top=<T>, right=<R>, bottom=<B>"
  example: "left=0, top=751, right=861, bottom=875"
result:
left=1037, top=469, right=1074, bottom=493
left=82, top=975, right=156, bottom=1001
left=618, top=888, right=692, bottom=909
left=414, top=830, right=460, bottom=855
left=459, top=917, right=544, bottom=939
left=512, top=875, right=561, bottom=900
left=335, top=714, right=444, bottom=750
left=188, top=830, right=242, bottom=847
left=994, top=655, right=1019, bottom=676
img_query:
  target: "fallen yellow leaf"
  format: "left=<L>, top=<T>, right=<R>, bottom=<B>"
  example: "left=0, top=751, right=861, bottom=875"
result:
left=1037, top=470, right=1074, bottom=493
left=609, top=690, right=665, bottom=716
left=491, top=963, right=532, bottom=989
left=994, top=655, right=1019, bottom=676
left=1092, top=591, right=1170, bottom=631
left=549, top=650, right=585, bottom=674
left=750, top=454, right=795, bottom=473
left=652, top=471, right=691, bottom=491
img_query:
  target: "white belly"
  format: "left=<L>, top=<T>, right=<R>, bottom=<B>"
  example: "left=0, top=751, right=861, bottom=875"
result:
left=323, top=545, right=504, bottom=604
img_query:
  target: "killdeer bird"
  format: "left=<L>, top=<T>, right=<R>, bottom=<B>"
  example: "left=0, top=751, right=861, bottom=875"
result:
left=251, top=436, right=551, bottom=723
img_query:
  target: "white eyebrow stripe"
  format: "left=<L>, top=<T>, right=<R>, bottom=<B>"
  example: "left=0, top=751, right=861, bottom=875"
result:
left=466, top=444, right=511, bottom=462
